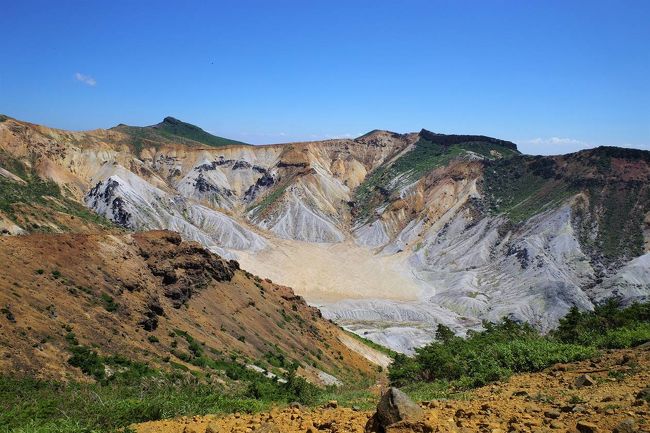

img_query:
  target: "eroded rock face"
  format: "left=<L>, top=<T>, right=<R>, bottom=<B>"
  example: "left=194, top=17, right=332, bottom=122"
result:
left=134, top=231, right=235, bottom=308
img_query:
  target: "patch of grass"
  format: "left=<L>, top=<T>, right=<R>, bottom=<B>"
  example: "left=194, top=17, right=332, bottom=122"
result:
left=400, top=380, right=469, bottom=403
left=0, top=375, right=268, bottom=433
left=314, top=382, right=378, bottom=410
left=100, top=293, right=118, bottom=312
left=248, top=183, right=289, bottom=216
left=343, top=329, right=397, bottom=358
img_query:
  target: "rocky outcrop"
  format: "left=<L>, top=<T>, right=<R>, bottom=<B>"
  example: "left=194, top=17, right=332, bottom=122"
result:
left=134, top=231, right=235, bottom=308
left=366, top=387, right=433, bottom=433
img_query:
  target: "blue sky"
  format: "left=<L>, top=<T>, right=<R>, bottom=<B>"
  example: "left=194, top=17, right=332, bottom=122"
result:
left=1, top=1, right=648, bottom=154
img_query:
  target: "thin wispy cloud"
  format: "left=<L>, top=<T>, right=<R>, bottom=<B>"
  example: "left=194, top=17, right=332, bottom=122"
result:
left=526, top=137, right=588, bottom=146
left=74, top=72, right=96, bottom=86
left=519, top=136, right=594, bottom=156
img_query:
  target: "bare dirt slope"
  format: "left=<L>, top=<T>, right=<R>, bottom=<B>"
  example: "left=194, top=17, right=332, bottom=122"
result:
left=134, top=346, right=650, bottom=433
left=0, top=230, right=378, bottom=384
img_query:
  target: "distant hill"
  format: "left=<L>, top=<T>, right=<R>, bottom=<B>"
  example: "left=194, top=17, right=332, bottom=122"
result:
left=112, top=116, right=247, bottom=153
left=149, top=116, right=247, bottom=147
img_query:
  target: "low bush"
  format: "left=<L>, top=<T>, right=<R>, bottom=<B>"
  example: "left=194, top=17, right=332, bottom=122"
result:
left=390, top=301, right=650, bottom=392
left=389, top=320, right=594, bottom=388
left=552, top=300, right=650, bottom=346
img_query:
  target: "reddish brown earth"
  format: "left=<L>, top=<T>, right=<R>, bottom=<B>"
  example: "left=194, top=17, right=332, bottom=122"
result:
left=0, top=230, right=377, bottom=384
left=134, top=346, right=650, bottom=433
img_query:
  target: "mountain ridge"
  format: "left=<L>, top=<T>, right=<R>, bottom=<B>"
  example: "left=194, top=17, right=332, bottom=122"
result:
left=1, top=115, right=648, bottom=354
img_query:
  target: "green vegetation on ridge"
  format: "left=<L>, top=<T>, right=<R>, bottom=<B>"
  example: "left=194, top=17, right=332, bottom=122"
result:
left=114, top=117, right=246, bottom=155
left=0, top=152, right=114, bottom=231
left=151, top=117, right=247, bottom=148
left=484, top=148, right=650, bottom=264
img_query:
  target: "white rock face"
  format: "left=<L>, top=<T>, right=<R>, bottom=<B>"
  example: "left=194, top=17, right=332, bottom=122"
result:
left=590, top=253, right=650, bottom=303
left=254, top=191, right=345, bottom=243
left=411, top=205, right=596, bottom=332
left=81, top=157, right=650, bottom=354
left=319, top=298, right=480, bottom=354
left=353, top=220, right=390, bottom=248
left=85, top=163, right=266, bottom=258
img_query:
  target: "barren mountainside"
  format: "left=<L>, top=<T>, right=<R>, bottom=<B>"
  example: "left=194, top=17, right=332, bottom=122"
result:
left=1, top=114, right=648, bottom=353
left=0, top=230, right=379, bottom=384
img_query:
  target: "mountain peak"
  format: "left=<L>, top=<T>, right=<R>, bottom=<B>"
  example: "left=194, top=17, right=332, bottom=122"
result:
left=161, top=116, right=182, bottom=125
left=109, top=117, right=248, bottom=148
left=153, top=116, right=196, bottom=130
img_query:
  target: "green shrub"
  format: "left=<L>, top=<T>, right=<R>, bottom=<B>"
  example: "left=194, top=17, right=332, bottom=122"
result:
left=100, top=293, right=118, bottom=312
left=390, top=319, right=594, bottom=389
left=594, top=323, right=650, bottom=349
left=68, top=345, right=105, bottom=381
left=553, top=300, right=650, bottom=347
left=390, top=301, right=650, bottom=392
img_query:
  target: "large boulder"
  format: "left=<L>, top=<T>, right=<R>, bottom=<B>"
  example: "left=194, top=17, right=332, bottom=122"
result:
left=365, top=387, right=433, bottom=433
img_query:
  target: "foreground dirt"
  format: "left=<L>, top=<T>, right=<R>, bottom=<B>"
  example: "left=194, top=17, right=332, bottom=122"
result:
left=134, top=346, right=650, bottom=433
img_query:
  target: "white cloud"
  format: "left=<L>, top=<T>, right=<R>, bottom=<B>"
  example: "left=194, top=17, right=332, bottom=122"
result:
left=526, top=137, right=588, bottom=146
left=518, top=136, right=594, bottom=155
left=323, top=133, right=354, bottom=139
left=74, top=72, right=96, bottom=86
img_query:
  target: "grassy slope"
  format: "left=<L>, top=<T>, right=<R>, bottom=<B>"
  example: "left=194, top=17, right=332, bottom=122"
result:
left=114, top=117, right=246, bottom=155
left=151, top=117, right=247, bottom=147
left=483, top=148, right=650, bottom=264
left=0, top=151, right=113, bottom=232
left=482, top=155, right=576, bottom=223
